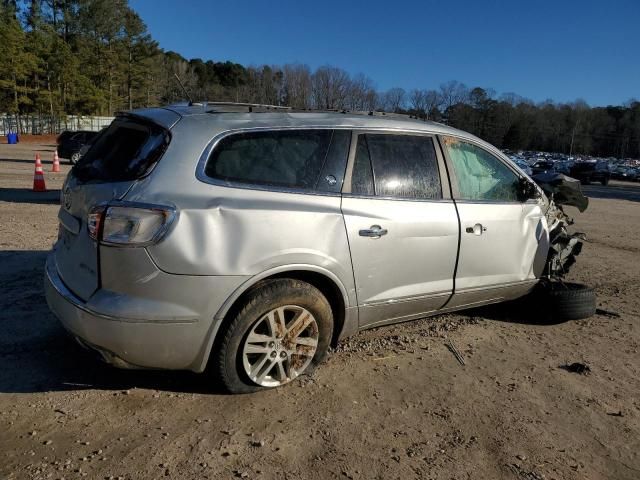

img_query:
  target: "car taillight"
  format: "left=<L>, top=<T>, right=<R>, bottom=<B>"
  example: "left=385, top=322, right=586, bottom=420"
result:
left=87, top=205, right=106, bottom=240
left=87, top=203, right=176, bottom=246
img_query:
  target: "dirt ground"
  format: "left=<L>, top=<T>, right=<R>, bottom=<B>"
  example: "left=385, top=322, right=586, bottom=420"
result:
left=1, top=143, right=639, bottom=480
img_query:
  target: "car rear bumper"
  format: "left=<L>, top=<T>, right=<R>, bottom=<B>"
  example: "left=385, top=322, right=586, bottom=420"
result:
left=44, top=252, right=246, bottom=372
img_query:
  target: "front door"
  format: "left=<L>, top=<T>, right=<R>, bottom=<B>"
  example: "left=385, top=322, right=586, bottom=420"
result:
left=341, top=132, right=459, bottom=327
left=439, top=136, right=549, bottom=309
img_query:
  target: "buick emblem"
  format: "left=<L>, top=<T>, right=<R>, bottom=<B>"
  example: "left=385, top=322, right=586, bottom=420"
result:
left=63, top=186, right=72, bottom=210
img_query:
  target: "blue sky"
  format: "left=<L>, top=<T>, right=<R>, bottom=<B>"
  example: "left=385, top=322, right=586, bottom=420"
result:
left=129, top=0, right=638, bottom=106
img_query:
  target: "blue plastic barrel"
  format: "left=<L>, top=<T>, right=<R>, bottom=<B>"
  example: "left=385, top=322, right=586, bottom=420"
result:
left=7, top=133, right=17, bottom=144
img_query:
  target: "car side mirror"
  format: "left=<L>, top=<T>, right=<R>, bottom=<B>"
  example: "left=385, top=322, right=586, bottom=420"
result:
left=517, top=177, right=539, bottom=202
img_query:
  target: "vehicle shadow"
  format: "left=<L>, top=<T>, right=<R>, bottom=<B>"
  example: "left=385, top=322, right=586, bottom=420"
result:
left=0, top=250, right=222, bottom=395
left=0, top=187, right=60, bottom=205
left=0, top=154, right=60, bottom=166
left=461, top=296, right=571, bottom=326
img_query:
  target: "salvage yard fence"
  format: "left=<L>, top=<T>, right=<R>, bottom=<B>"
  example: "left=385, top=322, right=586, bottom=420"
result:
left=0, top=114, right=114, bottom=136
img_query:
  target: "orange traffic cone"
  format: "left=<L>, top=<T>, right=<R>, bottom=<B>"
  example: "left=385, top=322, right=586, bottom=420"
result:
left=52, top=150, right=61, bottom=172
left=33, top=157, right=46, bottom=192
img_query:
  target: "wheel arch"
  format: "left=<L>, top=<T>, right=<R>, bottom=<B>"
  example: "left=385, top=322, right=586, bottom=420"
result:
left=192, top=265, right=356, bottom=373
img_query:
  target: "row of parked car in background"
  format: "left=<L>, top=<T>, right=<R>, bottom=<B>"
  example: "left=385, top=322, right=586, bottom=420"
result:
left=505, top=150, right=640, bottom=185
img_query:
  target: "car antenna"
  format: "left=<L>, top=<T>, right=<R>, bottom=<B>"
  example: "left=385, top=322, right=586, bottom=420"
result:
left=173, top=73, right=194, bottom=106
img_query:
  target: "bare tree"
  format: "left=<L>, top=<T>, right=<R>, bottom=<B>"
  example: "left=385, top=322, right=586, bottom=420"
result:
left=423, top=89, right=441, bottom=119
left=380, top=87, right=406, bottom=112
left=409, top=89, right=426, bottom=116
left=439, top=80, right=469, bottom=111
left=311, top=65, right=350, bottom=109
left=499, top=92, right=528, bottom=107
left=346, top=73, right=377, bottom=111
left=282, top=63, right=312, bottom=108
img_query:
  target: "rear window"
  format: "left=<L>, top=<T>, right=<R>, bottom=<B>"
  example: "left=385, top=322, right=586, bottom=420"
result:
left=73, top=117, right=170, bottom=182
left=205, top=129, right=349, bottom=192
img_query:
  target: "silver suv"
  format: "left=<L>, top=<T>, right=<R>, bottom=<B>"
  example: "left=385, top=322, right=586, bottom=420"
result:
left=45, top=103, right=582, bottom=393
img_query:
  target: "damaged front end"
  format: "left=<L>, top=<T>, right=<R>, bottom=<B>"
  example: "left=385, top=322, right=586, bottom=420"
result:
left=532, top=173, right=589, bottom=279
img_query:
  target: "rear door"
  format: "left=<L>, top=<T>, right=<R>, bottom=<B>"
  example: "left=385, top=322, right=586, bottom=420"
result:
left=54, top=116, right=171, bottom=301
left=341, top=131, right=459, bottom=327
left=439, top=136, right=548, bottom=309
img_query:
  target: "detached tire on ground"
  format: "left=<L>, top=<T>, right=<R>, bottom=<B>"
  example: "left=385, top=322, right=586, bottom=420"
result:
left=545, top=282, right=596, bottom=320
left=214, top=278, right=333, bottom=394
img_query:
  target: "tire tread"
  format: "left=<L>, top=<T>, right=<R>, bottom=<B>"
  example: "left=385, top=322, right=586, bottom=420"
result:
left=547, top=282, right=596, bottom=320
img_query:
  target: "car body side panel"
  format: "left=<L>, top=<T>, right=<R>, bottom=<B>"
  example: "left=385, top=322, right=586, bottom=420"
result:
left=446, top=201, right=548, bottom=309
left=341, top=196, right=458, bottom=326
left=143, top=186, right=353, bottom=286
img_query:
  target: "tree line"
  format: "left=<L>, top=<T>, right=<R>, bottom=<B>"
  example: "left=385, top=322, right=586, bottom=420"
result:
left=1, top=0, right=638, bottom=158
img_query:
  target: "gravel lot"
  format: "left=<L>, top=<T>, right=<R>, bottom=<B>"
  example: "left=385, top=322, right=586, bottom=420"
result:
left=1, top=142, right=639, bottom=480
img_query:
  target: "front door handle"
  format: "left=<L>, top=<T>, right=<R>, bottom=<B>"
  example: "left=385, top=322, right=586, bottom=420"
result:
left=465, top=223, right=487, bottom=235
left=359, top=225, right=388, bottom=238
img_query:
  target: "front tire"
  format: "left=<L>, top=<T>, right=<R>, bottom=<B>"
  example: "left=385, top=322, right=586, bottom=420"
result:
left=545, top=282, right=596, bottom=320
left=215, top=279, right=333, bottom=393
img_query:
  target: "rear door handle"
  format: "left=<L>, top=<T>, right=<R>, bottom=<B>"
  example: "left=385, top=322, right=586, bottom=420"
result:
left=465, top=223, right=487, bottom=235
left=359, top=225, right=388, bottom=238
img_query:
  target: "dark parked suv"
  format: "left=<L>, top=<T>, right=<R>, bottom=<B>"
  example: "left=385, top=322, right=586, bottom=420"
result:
left=57, top=130, right=100, bottom=164
left=530, top=160, right=555, bottom=176
left=569, top=160, right=611, bottom=185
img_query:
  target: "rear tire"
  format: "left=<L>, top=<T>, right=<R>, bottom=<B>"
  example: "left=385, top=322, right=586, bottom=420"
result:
left=214, top=279, right=333, bottom=393
left=544, top=282, right=596, bottom=320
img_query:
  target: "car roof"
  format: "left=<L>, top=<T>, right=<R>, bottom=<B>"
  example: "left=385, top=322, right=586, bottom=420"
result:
left=128, top=104, right=480, bottom=141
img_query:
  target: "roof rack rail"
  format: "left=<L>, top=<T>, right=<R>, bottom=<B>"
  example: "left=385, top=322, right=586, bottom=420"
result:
left=287, top=109, right=430, bottom=122
left=199, top=102, right=292, bottom=113
left=198, top=102, right=432, bottom=122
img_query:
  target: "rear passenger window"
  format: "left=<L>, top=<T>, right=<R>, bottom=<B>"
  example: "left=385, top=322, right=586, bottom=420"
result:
left=350, top=134, right=442, bottom=199
left=206, top=129, right=349, bottom=191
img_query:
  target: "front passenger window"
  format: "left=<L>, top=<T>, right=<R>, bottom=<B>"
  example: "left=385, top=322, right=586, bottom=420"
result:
left=442, top=137, right=520, bottom=202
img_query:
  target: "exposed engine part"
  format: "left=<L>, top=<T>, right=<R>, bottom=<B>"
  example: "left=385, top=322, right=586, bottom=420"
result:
left=545, top=217, right=586, bottom=278
left=532, top=172, right=589, bottom=212
left=531, top=173, right=589, bottom=279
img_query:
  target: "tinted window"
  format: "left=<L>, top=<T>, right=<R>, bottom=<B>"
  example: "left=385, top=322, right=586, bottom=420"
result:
left=367, top=134, right=441, bottom=199
left=442, top=136, right=520, bottom=201
left=73, top=118, right=170, bottom=182
left=206, top=130, right=343, bottom=190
